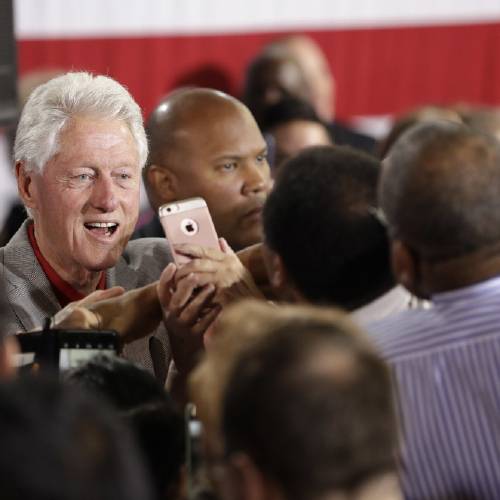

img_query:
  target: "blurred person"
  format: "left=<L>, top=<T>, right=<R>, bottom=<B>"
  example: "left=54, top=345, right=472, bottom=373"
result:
left=260, top=97, right=332, bottom=173
left=275, top=35, right=335, bottom=123
left=5, top=71, right=232, bottom=388
left=137, top=88, right=272, bottom=251
left=188, top=300, right=301, bottom=500
left=219, top=300, right=401, bottom=500
left=262, top=145, right=412, bottom=321
left=369, top=121, right=500, bottom=499
left=189, top=300, right=316, bottom=463
left=244, top=36, right=376, bottom=154
left=459, top=105, right=500, bottom=142
left=242, top=51, right=311, bottom=128
left=189, top=300, right=401, bottom=500
left=0, top=374, right=153, bottom=500
left=377, top=105, right=462, bottom=159
left=66, top=355, right=185, bottom=500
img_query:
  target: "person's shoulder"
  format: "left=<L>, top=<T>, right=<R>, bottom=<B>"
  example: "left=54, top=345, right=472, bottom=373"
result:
left=328, top=121, right=377, bottom=154
left=365, top=307, right=435, bottom=360
left=123, top=237, right=172, bottom=267
left=131, top=216, right=164, bottom=240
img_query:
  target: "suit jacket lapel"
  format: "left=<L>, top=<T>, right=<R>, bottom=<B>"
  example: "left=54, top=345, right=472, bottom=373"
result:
left=3, top=221, right=60, bottom=332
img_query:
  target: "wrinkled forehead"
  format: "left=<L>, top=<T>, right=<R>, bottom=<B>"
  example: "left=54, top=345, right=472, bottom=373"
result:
left=54, top=116, right=141, bottom=167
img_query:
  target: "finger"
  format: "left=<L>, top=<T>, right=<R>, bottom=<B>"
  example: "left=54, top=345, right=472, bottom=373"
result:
left=78, top=286, right=125, bottom=306
left=158, top=263, right=177, bottom=306
left=219, top=237, right=235, bottom=255
left=169, top=273, right=200, bottom=312
left=178, top=284, right=217, bottom=325
left=173, top=243, right=225, bottom=262
left=54, top=306, right=101, bottom=330
left=193, top=304, right=222, bottom=335
left=174, top=258, right=221, bottom=279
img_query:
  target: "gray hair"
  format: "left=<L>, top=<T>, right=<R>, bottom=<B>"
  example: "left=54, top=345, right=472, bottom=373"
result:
left=14, top=72, right=148, bottom=172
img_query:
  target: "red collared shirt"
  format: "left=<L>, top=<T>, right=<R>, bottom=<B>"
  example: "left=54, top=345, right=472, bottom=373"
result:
left=27, top=223, right=106, bottom=307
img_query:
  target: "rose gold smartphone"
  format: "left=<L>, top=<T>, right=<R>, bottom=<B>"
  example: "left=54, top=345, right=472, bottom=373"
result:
left=159, top=197, right=219, bottom=266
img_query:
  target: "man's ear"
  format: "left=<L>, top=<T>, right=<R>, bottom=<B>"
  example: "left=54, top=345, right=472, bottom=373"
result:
left=145, top=164, right=178, bottom=208
left=262, top=245, right=286, bottom=291
left=391, top=240, right=418, bottom=296
left=16, top=161, right=37, bottom=209
left=262, top=244, right=304, bottom=303
left=227, top=452, right=276, bottom=500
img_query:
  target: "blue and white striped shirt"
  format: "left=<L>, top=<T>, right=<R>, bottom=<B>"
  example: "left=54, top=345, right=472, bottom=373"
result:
left=367, top=276, right=500, bottom=500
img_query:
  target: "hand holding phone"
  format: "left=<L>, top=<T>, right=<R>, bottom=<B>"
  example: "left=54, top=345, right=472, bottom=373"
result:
left=159, top=197, right=219, bottom=266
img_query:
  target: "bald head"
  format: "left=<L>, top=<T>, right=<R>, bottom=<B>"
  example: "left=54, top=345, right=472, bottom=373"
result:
left=380, top=121, right=500, bottom=260
left=147, top=88, right=247, bottom=169
left=145, top=88, right=272, bottom=250
left=272, top=36, right=335, bottom=121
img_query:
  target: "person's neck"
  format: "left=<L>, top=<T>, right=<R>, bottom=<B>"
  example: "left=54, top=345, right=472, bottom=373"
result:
left=34, top=229, right=102, bottom=296
left=57, top=266, right=102, bottom=296
left=420, top=244, right=500, bottom=296
left=318, top=472, right=402, bottom=500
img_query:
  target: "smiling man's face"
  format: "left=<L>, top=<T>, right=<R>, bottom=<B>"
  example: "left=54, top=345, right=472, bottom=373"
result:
left=20, top=116, right=141, bottom=285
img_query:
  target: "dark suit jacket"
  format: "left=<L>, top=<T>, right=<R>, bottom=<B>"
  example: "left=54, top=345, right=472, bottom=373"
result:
left=329, top=121, right=376, bottom=155
left=1, top=220, right=174, bottom=382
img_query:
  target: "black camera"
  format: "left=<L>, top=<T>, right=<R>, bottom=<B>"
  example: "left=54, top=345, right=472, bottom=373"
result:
left=15, top=328, right=119, bottom=371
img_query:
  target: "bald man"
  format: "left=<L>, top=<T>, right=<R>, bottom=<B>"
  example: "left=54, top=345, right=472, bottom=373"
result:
left=135, top=88, right=272, bottom=251
left=244, top=35, right=376, bottom=154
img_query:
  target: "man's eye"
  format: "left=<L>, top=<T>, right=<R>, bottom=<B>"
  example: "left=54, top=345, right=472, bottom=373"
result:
left=221, top=162, right=237, bottom=171
left=256, top=154, right=267, bottom=164
left=75, top=173, right=92, bottom=181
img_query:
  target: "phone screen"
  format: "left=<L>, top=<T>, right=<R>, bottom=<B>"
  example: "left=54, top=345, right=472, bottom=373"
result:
left=59, top=347, right=116, bottom=370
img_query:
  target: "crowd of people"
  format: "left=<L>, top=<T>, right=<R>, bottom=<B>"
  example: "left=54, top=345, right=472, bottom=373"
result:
left=0, top=34, right=498, bottom=500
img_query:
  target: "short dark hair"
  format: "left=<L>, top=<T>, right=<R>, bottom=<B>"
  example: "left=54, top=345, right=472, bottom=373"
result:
left=222, top=316, right=396, bottom=500
left=263, top=145, right=393, bottom=309
left=242, top=51, right=310, bottom=128
left=380, top=121, right=500, bottom=260
left=65, top=356, right=185, bottom=500
left=0, top=375, right=152, bottom=500
left=260, top=96, right=325, bottom=133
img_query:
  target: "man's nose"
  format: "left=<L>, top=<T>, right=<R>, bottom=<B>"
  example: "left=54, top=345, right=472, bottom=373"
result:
left=90, top=175, right=119, bottom=212
left=242, top=161, right=271, bottom=195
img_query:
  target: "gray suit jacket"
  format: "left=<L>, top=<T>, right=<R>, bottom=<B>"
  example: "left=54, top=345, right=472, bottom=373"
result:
left=1, top=220, right=174, bottom=383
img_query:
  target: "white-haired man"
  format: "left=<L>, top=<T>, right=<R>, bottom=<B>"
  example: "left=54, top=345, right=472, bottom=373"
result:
left=5, top=72, right=224, bottom=384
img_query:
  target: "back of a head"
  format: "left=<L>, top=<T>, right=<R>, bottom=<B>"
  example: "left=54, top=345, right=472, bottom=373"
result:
left=377, top=106, right=463, bottom=159
left=242, top=50, right=311, bottom=128
left=66, top=356, right=185, bottom=500
left=263, top=145, right=393, bottom=309
left=0, top=375, right=152, bottom=500
left=380, top=121, right=500, bottom=260
left=260, top=97, right=332, bottom=169
left=222, top=312, right=396, bottom=500
left=460, top=106, right=500, bottom=142
left=271, top=35, right=335, bottom=122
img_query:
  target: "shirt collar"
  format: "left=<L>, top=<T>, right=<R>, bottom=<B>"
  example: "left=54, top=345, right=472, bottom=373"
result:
left=432, top=274, right=500, bottom=306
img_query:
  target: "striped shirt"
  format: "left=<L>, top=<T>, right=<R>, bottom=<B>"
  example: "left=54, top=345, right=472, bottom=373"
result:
left=367, top=276, right=500, bottom=500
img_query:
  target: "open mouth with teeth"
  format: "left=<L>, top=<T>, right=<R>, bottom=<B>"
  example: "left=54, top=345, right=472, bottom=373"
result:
left=84, top=222, right=119, bottom=237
